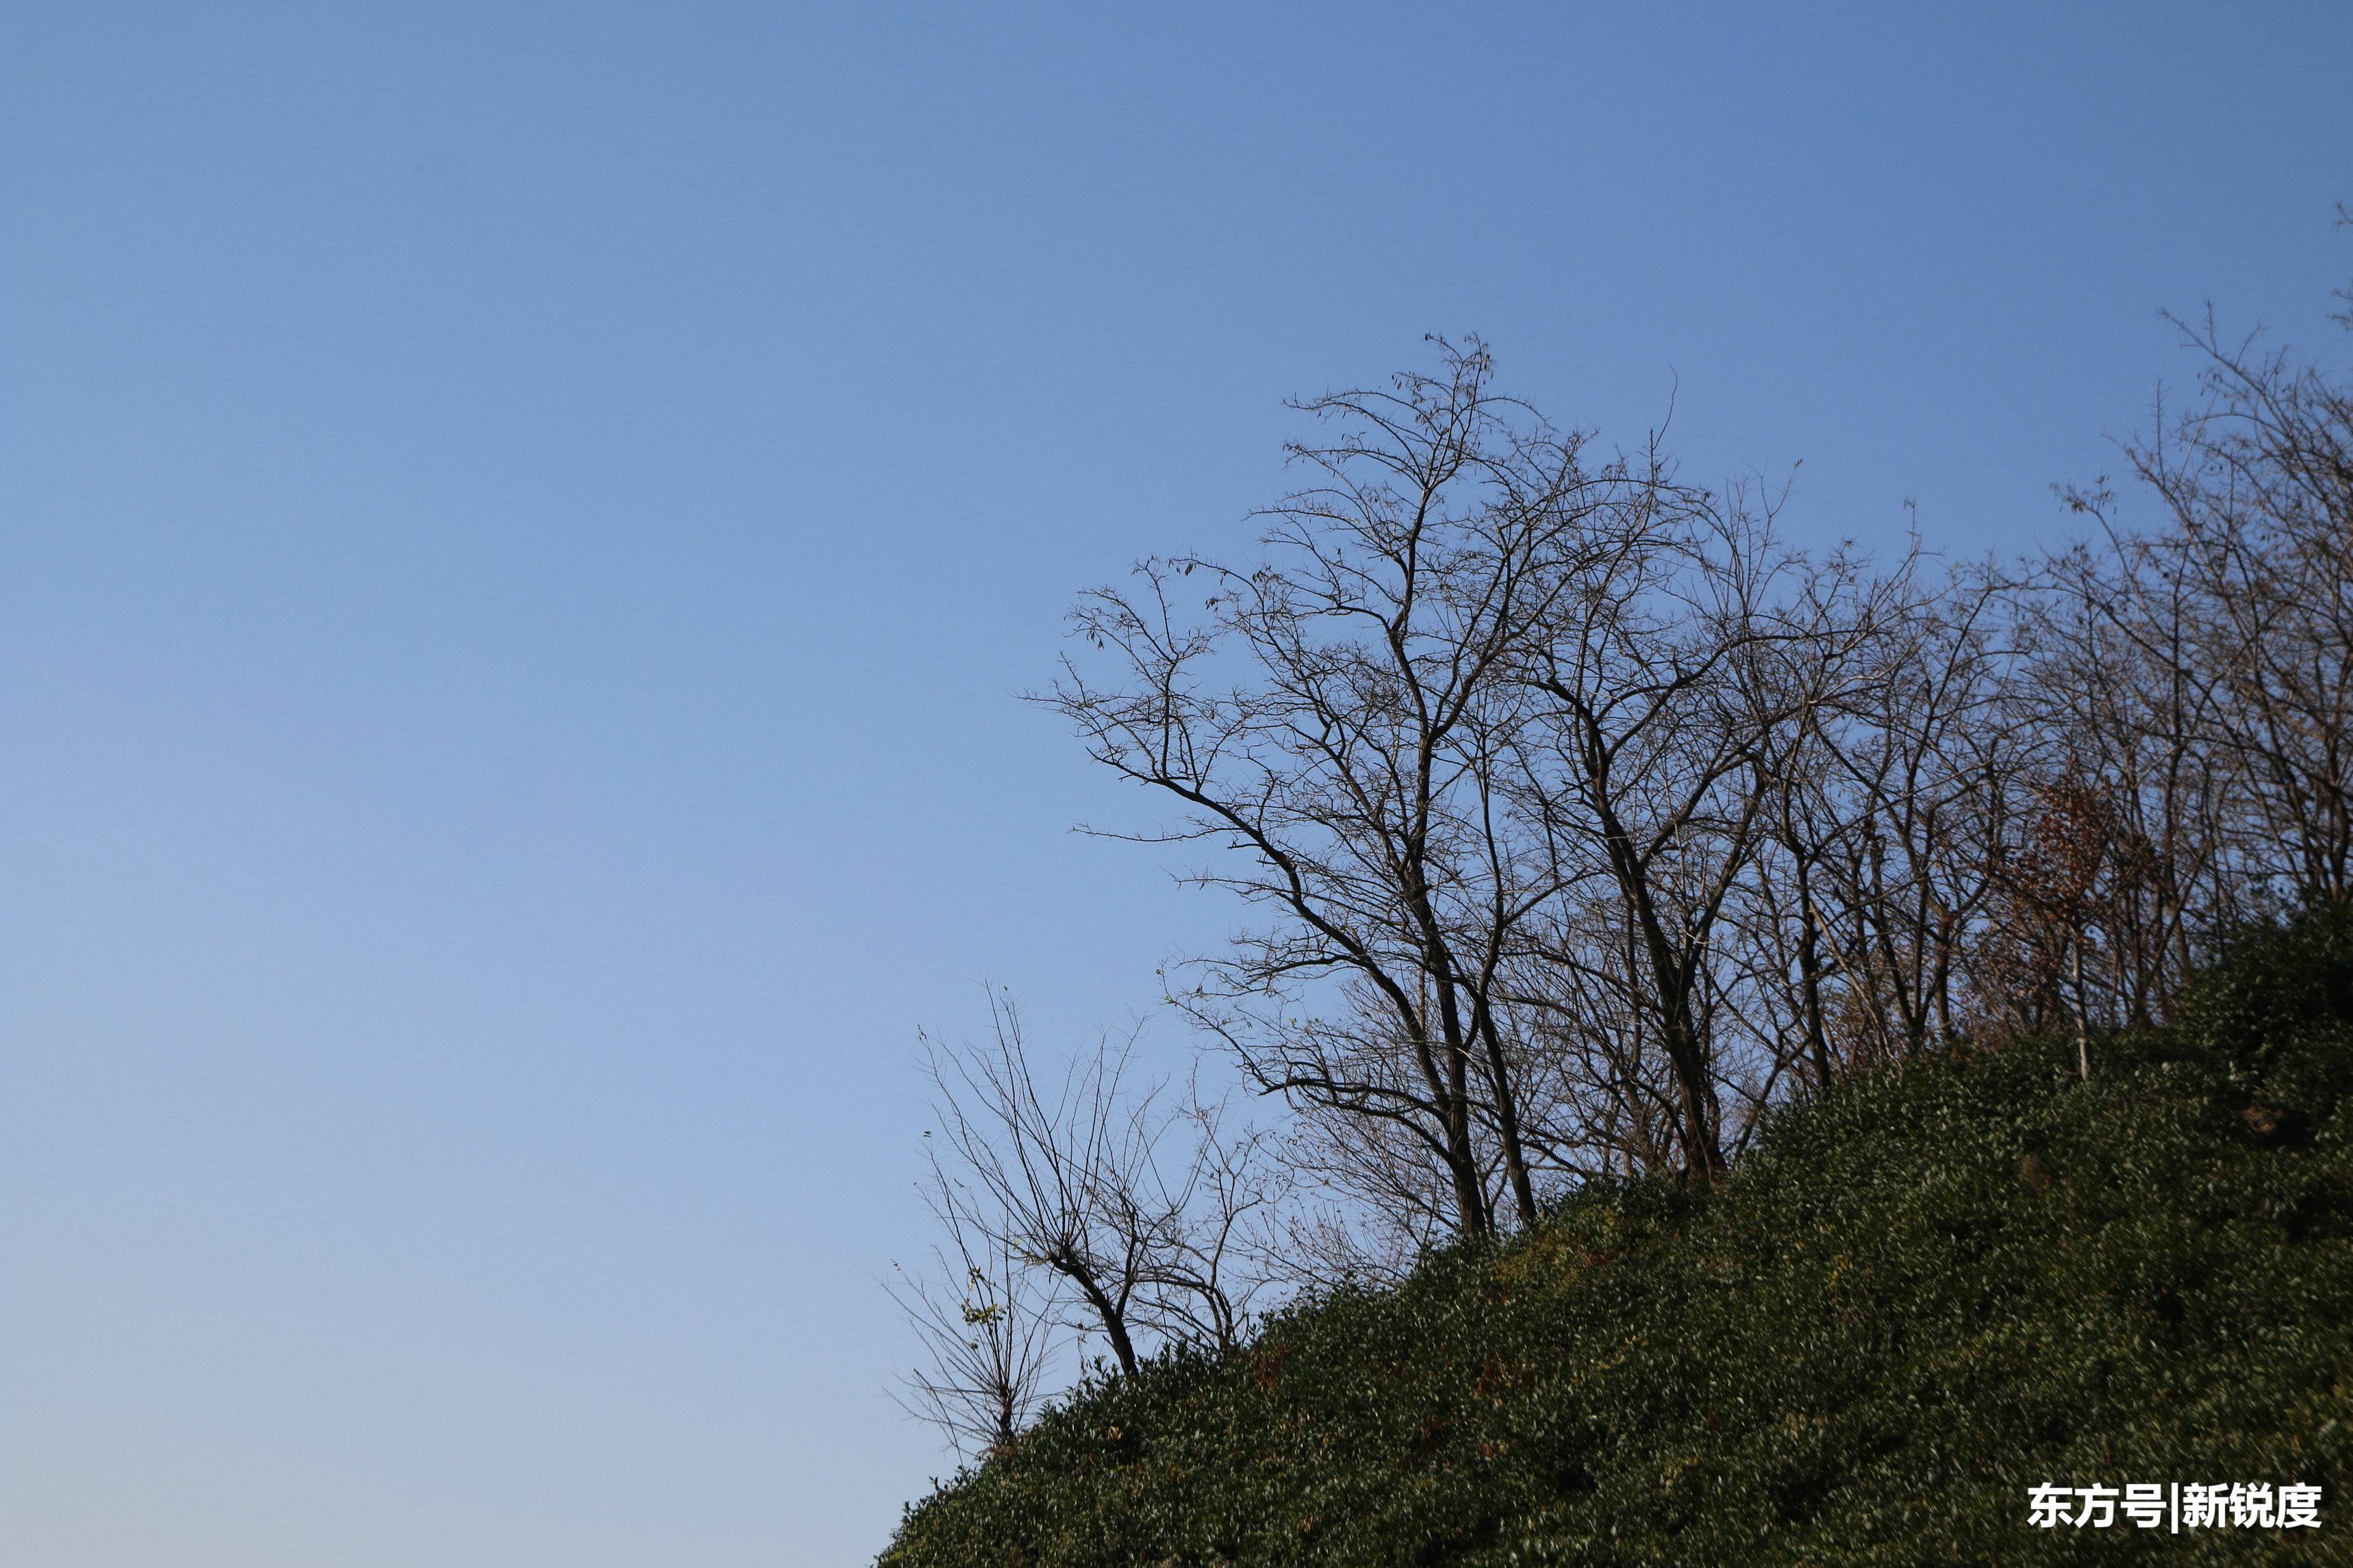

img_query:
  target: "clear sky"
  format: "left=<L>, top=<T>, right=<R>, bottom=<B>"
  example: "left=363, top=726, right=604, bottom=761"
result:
left=3, top=5, right=2348, bottom=1564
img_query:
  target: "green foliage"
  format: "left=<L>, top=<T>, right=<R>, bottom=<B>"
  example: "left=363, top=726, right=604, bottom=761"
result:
left=882, top=913, right=2353, bottom=1565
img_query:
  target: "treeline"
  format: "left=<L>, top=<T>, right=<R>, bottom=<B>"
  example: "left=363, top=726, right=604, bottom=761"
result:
left=891, top=270, right=2353, bottom=1456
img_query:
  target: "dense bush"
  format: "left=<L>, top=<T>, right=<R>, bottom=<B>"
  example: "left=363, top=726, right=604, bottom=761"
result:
left=881, top=913, right=2353, bottom=1566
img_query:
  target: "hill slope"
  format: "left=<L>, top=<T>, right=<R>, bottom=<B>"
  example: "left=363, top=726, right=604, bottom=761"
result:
left=882, top=917, right=2353, bottom=1565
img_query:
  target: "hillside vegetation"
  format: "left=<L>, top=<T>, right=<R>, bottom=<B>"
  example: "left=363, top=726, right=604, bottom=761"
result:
left=883, top=915, right=2353, bottom=1566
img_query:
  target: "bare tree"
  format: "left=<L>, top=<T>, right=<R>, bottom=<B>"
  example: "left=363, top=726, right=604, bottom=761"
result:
left=1135, top=1085, right=1289, bottom=1354
left=2011, top=546, right=2226, bottom=1033
left=1051, top=340, right=1663, bottom=1234
left=1999, top=272, right=2353, bottom=1037
left=2065, top=303, right=2353, bottom=913
left=905, top=991, right=1279, bottom=1410
left=887, top=1161, right=1060, bottom=1458
left=1733, top=556, right=2028, bottom=1087
left=1507, top=484, right=1893, bottom=1185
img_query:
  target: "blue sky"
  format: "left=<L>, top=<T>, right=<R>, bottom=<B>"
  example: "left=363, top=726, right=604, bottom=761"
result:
left=4, top=5, right=2348, bottom=1564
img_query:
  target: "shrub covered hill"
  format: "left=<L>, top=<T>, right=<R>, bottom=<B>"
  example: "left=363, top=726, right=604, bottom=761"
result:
left=881, top=915, right=2353, bottom=1567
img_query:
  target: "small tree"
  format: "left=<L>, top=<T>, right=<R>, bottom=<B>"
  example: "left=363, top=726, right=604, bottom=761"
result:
left=895, top=989, right=1281, bottom=1454
left=887, top=1165, right=1059, bottom=1458
left=1980, top=779, right=2146, bottom=1076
